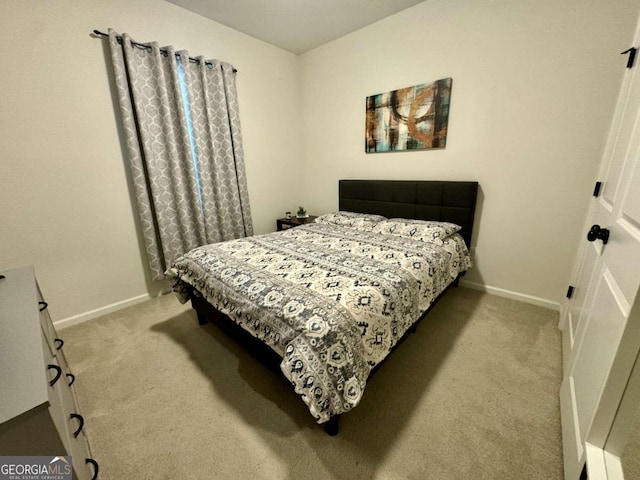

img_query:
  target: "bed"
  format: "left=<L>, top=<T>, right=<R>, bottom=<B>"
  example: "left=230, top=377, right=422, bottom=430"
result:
left=166, top=180, right=478, bottom=435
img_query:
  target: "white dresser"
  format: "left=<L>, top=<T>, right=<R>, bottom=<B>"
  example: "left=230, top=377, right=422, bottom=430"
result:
left=0, top=266, right=98, bottom=480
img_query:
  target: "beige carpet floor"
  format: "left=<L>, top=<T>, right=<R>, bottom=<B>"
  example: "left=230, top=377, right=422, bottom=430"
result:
left=60, top=287, right=563, bottom=479
left=622, top=407, right=640, bottom=478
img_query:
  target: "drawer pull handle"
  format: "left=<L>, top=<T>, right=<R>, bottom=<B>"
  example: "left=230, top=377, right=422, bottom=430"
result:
left=39, top=301, right=48, bottom=312
left=66, top=373, right=76, bottom=386
left=54, top=338, right=64, bottom=350
left=85, top=458, right=99, bottom=480
left=47, top=364, right=62, bottom=386
left=70, top=413, right=84, bottom=437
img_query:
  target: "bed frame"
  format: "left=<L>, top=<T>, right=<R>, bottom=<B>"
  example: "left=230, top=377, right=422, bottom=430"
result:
left=190, top=180, right=478, bottom=436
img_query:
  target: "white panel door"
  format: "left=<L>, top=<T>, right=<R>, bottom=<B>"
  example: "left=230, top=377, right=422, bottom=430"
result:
left=559, top=19, right=640, bottom=480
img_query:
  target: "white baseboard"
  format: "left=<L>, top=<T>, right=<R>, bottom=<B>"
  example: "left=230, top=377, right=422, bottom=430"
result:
left=460, top=280, right=561, bottom=311
left=54, top=292, right=161, bottom=330
left=54, top=281, right=558, bottom=330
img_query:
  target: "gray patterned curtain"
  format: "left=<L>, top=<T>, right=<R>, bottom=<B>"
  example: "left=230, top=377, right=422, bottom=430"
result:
left=107, top=30, right=253, bottom=281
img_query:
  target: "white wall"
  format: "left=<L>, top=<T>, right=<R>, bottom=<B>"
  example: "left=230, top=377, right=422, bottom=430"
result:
left=0, top=0, right=302, bottom=321
left=299, top=0, right=639, bottom=307
left=2, top=0, right=638, bottom=322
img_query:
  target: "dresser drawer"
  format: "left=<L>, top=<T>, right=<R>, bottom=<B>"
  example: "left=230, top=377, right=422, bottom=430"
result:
left=38, top=284, right=62, bottom=358
left=55, top=381, right=95, bottom=480
left=65, top=422, right=94, bottom=480
left=42, top=335, right=70, bottom=443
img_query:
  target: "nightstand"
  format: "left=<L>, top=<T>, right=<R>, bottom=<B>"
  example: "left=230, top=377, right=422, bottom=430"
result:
left=276, top=216, right=318, bottom=231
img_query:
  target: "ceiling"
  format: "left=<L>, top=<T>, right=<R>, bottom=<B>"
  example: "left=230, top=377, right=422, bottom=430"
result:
left=166, top=0, right=425, bottom=55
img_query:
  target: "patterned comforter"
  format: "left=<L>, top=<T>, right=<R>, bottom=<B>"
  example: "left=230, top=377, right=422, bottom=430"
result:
left=166, top=222, right=471, bottom=423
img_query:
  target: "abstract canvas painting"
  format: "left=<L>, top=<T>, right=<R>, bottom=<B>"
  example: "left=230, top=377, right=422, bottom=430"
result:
left=365, top=77, right=452, bottom=153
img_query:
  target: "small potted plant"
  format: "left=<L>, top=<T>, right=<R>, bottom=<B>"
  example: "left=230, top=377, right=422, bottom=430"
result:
left=296, top=206, right=308, bottom=218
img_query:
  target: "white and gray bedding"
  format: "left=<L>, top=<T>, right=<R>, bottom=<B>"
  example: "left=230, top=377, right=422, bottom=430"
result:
left=166, top=214, right=471, bottom=423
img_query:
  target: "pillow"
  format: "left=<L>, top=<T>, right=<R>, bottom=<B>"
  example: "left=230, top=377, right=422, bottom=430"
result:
left=386, top=218, right=462, bottom=235
left=314, top=211, right=387, bottom=231
left=372, top=218, right=461, bottom=244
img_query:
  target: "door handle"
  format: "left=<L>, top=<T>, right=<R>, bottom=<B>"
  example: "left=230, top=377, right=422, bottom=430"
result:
left=587, top=224, right=610, bottom=245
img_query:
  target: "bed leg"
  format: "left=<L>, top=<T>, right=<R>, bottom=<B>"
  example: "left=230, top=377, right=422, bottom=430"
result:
left=191, top=298, right=208, bottom=326
left=452, top=275, right=460, bottom=287
left=324, top=416, right=339, bottom=436
left=410, top=323, right=418, bottom=334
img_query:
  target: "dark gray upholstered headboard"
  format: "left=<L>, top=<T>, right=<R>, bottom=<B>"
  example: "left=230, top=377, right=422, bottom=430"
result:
left=339, top=180, right=478, bottom=248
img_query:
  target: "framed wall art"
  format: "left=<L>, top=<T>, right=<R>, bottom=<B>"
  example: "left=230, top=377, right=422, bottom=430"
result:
left=365, top=77, right=452, bottom=153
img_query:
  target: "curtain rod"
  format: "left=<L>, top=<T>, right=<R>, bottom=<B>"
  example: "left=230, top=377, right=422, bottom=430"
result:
left=91, top=30, right=237, bottom=73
